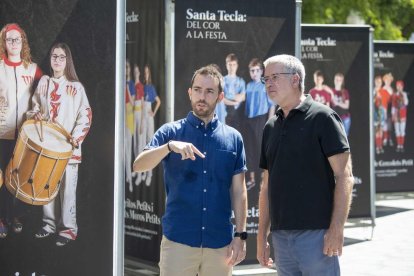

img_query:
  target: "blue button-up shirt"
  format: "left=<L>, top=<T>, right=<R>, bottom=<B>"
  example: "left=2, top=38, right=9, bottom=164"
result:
left=146, top=112, right=247, bottom=248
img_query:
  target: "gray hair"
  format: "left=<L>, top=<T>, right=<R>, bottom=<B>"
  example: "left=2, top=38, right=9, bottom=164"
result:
left=263, top=54, right=305, bottom=93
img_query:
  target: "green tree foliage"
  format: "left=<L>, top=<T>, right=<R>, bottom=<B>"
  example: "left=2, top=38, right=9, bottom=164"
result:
left=302, top=0, right=414, bottom=40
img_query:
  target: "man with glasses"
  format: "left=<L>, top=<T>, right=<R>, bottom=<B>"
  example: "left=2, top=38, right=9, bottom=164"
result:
left=257, top=55, right=354, bottom=276
left=0, top=23, right=43, bottom=238
left=244, top=58, right=274, bottom=191
left=134, top=65, right=247, bottom=276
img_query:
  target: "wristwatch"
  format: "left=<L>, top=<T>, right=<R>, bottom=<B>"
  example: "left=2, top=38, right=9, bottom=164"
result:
left=234, top=231, right=248, bottom=240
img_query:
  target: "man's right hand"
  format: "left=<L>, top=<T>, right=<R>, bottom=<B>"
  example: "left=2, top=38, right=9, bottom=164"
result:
left=257, top=239, right=273, bottom=268
left=168, top=140, right=205, bottom=160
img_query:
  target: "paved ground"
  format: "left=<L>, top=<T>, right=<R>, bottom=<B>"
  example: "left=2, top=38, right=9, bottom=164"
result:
left=126, top=192, right=414, bottom=276
left=340, top=193, right=414, bottom=276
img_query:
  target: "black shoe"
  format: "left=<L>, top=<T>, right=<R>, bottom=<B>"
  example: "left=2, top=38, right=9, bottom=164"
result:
left=56, top=235, right=72, bottom=246
left=12, top=218, right=23, bottom=233
left=35, top=228, right=52, bottom=238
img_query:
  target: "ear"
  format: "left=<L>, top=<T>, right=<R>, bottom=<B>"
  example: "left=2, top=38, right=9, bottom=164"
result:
left=217, top=91, right=224, bottom=102
left=291, top=74, right=300, bottom=88
left=188, top=87, right=192, bottom=100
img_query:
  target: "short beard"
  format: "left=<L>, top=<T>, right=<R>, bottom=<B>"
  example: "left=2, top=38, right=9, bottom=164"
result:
left=192, top=100, right=216, bottom=119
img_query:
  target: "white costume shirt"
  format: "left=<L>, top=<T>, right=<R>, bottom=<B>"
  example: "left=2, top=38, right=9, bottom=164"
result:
left=28, top=75, right=92, bottom=163
left=0, top=57, right=41, bottom=139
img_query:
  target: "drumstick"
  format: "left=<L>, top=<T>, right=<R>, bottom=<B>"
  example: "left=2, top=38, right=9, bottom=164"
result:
left=53, top=120, right=74, bottom=148
left=39, top=120, right=44, bottom=142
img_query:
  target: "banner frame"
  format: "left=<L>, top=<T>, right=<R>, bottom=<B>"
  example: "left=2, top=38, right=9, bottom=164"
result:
left=166, top=0, right=175, bottom=123
left=114, top=0, right=126, bottom=275
left=301, top=23, right=375, bottom=225
left=295, top=0, right=302, bottom=58
left=369, top=27, right=376, bottom=227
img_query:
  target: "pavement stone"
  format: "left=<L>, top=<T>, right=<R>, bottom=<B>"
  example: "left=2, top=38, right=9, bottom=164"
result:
left=125, top=193, right=414, bottom=276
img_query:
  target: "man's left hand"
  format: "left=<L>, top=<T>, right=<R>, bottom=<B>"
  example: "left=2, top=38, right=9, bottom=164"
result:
left=226, top=238, right=246, bottom=266
left=323, top=225, right=344, bottom=257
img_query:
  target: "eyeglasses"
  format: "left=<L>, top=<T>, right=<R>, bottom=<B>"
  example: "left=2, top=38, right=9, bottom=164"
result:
left=51, top=55, right=67, bottom=62
left=261, top=73, right=294, bottom=84
left=5, top=37, right=22, bottom=45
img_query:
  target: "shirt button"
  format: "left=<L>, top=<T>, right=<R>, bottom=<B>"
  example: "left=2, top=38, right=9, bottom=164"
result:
left=203, top=170, right=206, bottom=173
left=203, top=208, right=206, bottom=211
left=202, top=227, right=205, bottom=230
left=203, top=152, right=207, bottom=155
left=201, top=122, right=204, bottom=125
left=196, top=126, right=199, bottom=128
left=204, top=133, right=207, bottom=136
left=204, top=189, right=207, bottom=192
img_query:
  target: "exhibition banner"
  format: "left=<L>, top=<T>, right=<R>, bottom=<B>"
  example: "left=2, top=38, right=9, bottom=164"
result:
left=125, top=0, right=166, bottom=265
left=301, top=25, right=373, bottom=218
left=374, top=42, right=414, bottom=192
left=0, top=0, right=117, bottom=275
left=175, top=0, right=298, bottom=263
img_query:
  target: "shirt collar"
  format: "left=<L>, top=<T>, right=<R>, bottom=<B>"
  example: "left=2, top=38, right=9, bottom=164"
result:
left=296, top=94, right=313, bottom=112
left=275, top=94, right=313, bottom=117
left=187, top=111, right=219, bottom=130
left=3, top=55, right=22, bottom=67
left=51, top=75, right=67, bottom=84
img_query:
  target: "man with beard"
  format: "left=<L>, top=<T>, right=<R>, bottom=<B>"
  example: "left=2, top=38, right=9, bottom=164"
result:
left=133, top=65, right=248, bottom=276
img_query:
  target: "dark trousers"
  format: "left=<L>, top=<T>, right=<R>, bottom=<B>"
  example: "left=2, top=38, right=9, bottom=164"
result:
left=0, top=139, right=23, bottom=222
left=244, top=114, right=268, bottom=175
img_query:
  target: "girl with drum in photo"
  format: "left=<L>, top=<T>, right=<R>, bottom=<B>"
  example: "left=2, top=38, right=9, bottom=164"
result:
left=0, top=23, right=43, bottom=238
left=27, top=42, right=92, bottom=246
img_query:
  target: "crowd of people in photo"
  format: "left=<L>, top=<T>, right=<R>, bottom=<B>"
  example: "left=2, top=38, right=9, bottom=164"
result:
left=374, top=73, right=409, bottom=154
left=212, top=54, right=275, bottom=191
left=308, top=70, right=351, bottom=136
left=125, top=60, right=161, bottom=192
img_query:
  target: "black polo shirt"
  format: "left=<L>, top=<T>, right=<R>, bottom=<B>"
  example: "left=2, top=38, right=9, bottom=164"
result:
left=260, top=95, right=349, bottom=230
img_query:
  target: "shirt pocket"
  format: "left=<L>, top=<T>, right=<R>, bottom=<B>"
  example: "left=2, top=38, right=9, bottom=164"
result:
left=214, top=149, right=237, bottom=185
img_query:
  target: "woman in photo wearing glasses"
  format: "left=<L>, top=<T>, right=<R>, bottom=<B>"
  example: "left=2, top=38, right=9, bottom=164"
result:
left=0, top=23, right=43, bottom=238
left=27, top=42, right=92, bottom=246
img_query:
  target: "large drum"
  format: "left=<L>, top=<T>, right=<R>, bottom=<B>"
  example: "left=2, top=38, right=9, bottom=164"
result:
left=5, top=120, right=73, bottom=205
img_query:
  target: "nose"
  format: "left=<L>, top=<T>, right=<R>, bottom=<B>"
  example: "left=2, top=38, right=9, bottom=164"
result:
left=200, top=92, right=207, bottom=100
left=265, top=81, right=273, bottom=89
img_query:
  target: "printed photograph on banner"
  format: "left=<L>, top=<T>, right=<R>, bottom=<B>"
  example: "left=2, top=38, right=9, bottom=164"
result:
left=373, top=43, right=414, bottom=193
left=0, top=25, right=91, bottom=244
left=214, top=54, right=275, bottom=191
left=124, top=0, right=166, bottom=265
left=373, top=72, right=409, bottom=154
left=125, top=60, right=161, bottom=191
left=308, top=70, right=351, bottom=136
left=0, top=0, right=117, bottom=274
left=301, top=25, right=372, bottom=219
